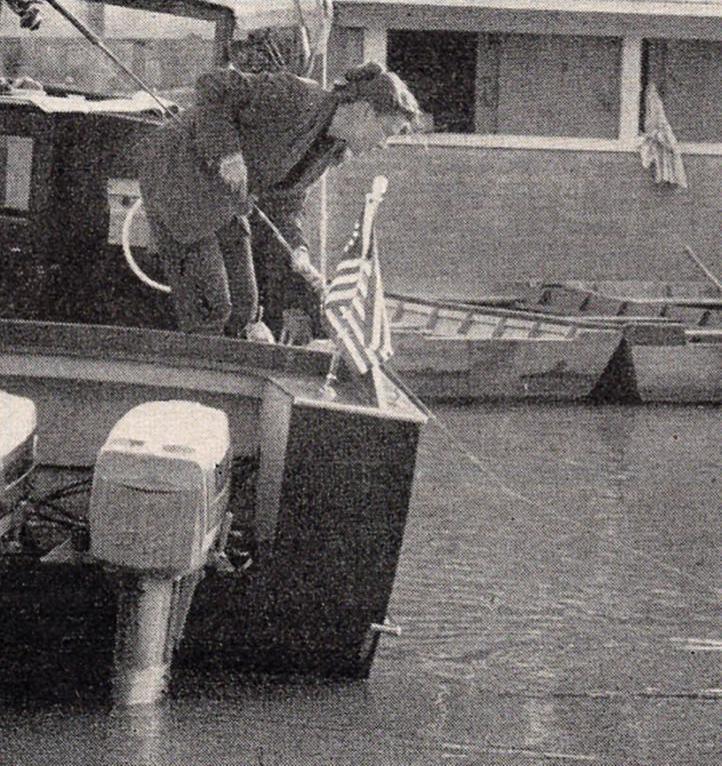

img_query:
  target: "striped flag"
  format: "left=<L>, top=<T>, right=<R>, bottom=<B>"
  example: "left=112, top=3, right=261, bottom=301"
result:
left=323, top=194, right=393, bottom=375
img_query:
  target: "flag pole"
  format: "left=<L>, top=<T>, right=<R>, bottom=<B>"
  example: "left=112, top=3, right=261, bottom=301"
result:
left=320, top=350, right=341, bottom=399
left=317, top=3, right=332, bottom=284
left=370, top=363, right=389, bottom=410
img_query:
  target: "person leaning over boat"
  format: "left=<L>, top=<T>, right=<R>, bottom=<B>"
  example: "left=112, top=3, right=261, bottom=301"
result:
left=136, top=62, right=421, bottom=338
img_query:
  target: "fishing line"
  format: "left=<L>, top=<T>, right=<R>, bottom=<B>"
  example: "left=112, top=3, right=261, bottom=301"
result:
left=386, top=365, right=577, bottom=506
left=433, top=407, right=719, bottom=595
left=246, top=712, right=599, bottom=763
left=386, top=369, right=604, bottom=473
left=387, top=366, right=719, bottom=596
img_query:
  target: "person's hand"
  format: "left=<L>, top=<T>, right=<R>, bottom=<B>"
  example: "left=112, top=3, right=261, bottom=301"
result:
left=280, top=308, right=314, bottom=346
left=290, top=246, right=325, bottom=294
left=219, top=152, right=247, bottom=194
left=245, top=320, right=275, bottom=344
left=243, top=305, right=275, bottom=344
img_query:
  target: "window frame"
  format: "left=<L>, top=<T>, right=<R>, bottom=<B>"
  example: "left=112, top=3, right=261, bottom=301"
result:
left=0, top=107, right=53, bottom=220
left=362, top=26, right=722, bottom=157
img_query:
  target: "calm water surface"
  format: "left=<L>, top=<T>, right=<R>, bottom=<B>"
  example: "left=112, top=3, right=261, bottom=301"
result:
left=1, top=403, right=720, bottom=765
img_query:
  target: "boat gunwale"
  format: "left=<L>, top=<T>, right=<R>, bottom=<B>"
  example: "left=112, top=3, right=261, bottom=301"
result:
left=530, top=282, right=722, bottom=311
left=0, top=319, right=429, bottom=423
left=0, top=319, right=333, bottom=379
left=386, top=291, right=678, bottom=332
left=390, top=329, right=619, bottom=343
left=685, top=328, right=722, bottom=344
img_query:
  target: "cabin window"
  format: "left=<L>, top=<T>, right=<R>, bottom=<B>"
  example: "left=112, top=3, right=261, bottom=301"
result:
left=387, top=30, right=621, bottom=140
left=641, top=39, right=722, bottom=143
left=0, top=135, right=32, bottom=211
left=387, top=30, right=478, bottom=133
left=491, top=34, right=621, bottom=139
left=0, top=1, right=216, bottom=107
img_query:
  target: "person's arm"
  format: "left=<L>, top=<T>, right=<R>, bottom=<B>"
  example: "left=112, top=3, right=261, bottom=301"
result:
left=260, top=189, right=324, bottom=292
left=193, top=68, right=254, bottom=170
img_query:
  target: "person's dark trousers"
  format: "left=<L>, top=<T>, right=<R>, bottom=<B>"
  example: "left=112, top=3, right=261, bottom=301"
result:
left=216, top=215, right=259, bottom=336
left=149, top=215, right=257, bottom=336
left=250, top=212, right=322, bottom=339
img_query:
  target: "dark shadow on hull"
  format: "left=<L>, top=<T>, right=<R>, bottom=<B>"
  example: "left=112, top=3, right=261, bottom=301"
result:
left=588, top=339, right=641, bottom=404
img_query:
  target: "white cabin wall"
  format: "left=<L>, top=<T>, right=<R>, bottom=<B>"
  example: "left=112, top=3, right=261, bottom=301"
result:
left=314, top=3, right=722, bottom=290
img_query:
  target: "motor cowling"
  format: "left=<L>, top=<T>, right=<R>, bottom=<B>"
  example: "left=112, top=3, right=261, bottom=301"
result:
left=0, top=391, right=37, bottom=534
left=89, top=400, right=231, bottom=576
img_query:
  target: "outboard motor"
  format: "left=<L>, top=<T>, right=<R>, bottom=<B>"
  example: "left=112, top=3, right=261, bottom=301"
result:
left=89, top=400, right=232, bottom=704
left=0, top=391, right=37, bottom=537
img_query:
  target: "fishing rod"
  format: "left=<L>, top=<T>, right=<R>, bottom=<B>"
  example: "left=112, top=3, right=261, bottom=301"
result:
left=293, top=0, right=334, bottom=78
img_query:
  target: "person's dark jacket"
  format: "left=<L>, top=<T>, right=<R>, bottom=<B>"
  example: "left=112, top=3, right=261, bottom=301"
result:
left=136, top=68, right=343, bottom=246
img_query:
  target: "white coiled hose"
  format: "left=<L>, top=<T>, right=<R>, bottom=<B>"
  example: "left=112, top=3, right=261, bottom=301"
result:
left=121, top=197, right=171, bottom=294
left=122, top=195, right=326, bottom=297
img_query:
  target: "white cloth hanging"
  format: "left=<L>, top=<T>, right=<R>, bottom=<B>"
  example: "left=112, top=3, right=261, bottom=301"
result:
left=639, top=83, right=688, bottom=189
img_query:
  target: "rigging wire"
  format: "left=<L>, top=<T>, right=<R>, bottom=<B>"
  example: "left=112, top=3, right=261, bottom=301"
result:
left=43, top=0, right=174, bottom=118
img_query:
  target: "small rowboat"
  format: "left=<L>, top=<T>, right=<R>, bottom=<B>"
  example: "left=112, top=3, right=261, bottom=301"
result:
left=507, top=282, right=722, bottom=329
left=603, top=323, right=722, bottom=404
left=386, top=292, right=623, bottom=402
left=394, top=288, right=722, bottom=405
left=503, top=284, right=722, bottom=404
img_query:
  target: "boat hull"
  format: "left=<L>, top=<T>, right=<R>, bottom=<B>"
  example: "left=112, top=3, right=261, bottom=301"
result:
left=629, top=333, right=722, bottom=404
left=0, top=321, right=425, bottom=700
left=387, top=293, right=622, bottom=402
left=391, top=330, right=622, bottom=402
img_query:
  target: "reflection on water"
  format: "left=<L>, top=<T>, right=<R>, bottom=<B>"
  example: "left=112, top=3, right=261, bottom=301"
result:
left=1, top=404, right=720, bottom=765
